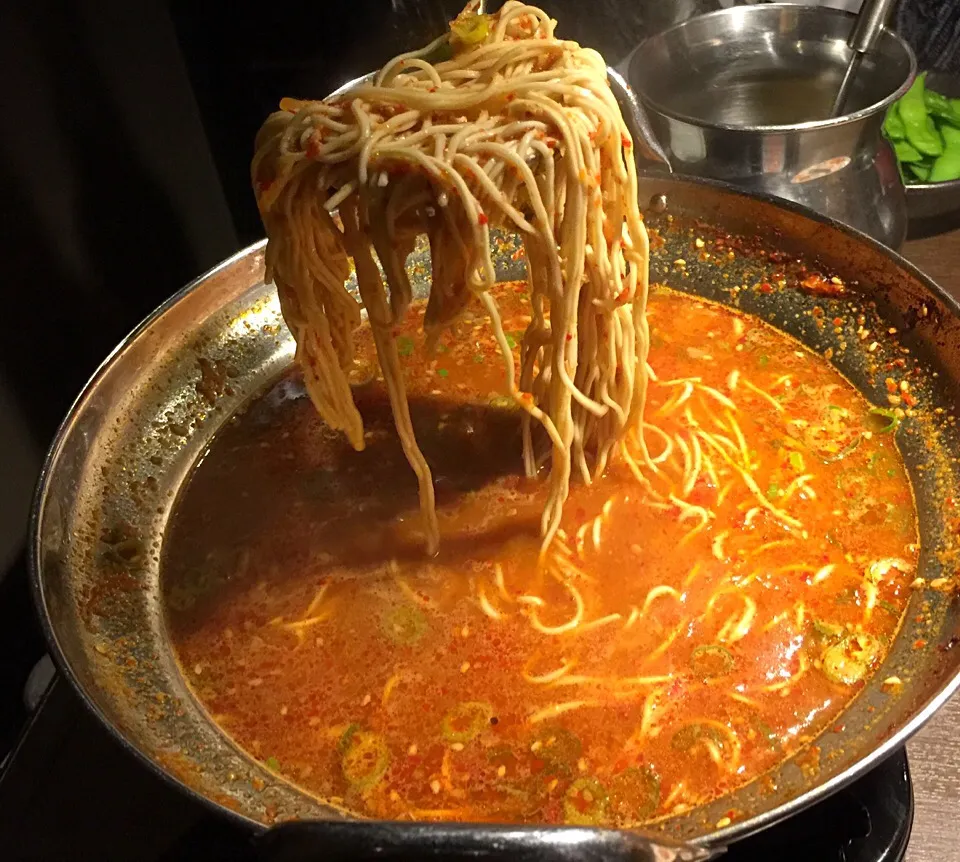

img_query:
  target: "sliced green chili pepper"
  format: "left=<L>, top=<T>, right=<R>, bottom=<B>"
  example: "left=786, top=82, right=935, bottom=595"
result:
left=821, top=634, right=880, bottom=686
left=532, top=725, right=582, bottom=767
left=900, top=74, right=945, bottom=157
left=382, top=604, right=427, bottom=645
left=752, top=718, right=781, bottom=751
left=867, top=406, right=901, bottom=433
left=341, top=731, right=390, bottom=789
left=893, top=140, right=923, bottom=163
left=929, top=142, right=960, bottom=183
left=608, top=766, right=660, bottom=823
left=450, top=13, right=491, bottom=47
left=671, top=722, right=727, bottom=753
left=689, top=644, right=735, bottom=679
left=812, top=618, right=845, bottom=640
left=883, top=103, right=906, bottom=140
left=337, top=722, right=363, bottom=755
left=441, top=701, right=494, bottom=743
left=823, top=433, right=862, bottom=463
left=563, top=776, right=609, bottom=825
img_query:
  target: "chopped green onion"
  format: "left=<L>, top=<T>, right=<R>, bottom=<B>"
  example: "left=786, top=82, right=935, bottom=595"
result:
left=788, top=451, right=805, bottom=473
left=265, top=756, right=281, bottom=771
left=505, top=334, right=517, bottom=349
left=441, top=701, right=494, bottom=744
left=396, top=335, right=415, bottom=357
left=758, top=354, right=770, bottom=367
left=473, top=353, right=485, bottom=364
left=437, top=368, right=449, bottom=378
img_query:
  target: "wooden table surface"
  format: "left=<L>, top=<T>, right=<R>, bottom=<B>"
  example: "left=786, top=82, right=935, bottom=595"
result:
left=899, top=226, right=960, bottom=862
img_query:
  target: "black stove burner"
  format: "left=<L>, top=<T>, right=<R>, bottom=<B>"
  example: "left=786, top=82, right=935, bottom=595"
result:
left=0, top=677, right=912, bottom=862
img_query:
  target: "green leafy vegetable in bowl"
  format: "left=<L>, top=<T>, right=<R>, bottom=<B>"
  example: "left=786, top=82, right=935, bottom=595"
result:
left=884, top=72, right=960, bottom=184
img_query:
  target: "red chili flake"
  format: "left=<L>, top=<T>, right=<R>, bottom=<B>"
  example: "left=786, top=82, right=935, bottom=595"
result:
left=832, top=317, right=843, bottom=326
left=621, top=135, right=632, bottom=149
left=833, top=723, right=845, bottom=733
left=506, top=93, right=516, bottom=102
left=566, top=334, right=573, bottom=341
left=478, top=212, right=489, bottom=225
left=428, top=87, right=437, bottom=93
left=759, top=282, right=773, bottom=294
left=257, top=179, right=274, bottom=194
left=913, top=639, right=927, bottom=650
left=903, top=392, right=917, bottom=407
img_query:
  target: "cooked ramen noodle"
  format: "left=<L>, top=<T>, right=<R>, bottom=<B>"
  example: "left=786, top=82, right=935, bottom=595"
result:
left=252, top=2, right=650, bottom=553
left=164, top=286, right=919, bottom=826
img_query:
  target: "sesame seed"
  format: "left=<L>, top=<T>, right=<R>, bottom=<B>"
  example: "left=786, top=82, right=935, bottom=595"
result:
left=451, top=742, right=464, bottom=752
left=716, top=817, right=732, bottom=828
left=362, top=694, right=372, bottom=706
left=408, top=744, right=418, bottom=756
left=497, top=765, right=507, bottom=778
left=460, top=661, right=471, bottom=673
left=430, top=780, right=441, bottom=794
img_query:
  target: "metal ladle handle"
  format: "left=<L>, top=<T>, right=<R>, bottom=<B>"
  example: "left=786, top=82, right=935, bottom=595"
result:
left=253, top=820, right=716, bottom=862
left=830, top=0, right=900, bottom=117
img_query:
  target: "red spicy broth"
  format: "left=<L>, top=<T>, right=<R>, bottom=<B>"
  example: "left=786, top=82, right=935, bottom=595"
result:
left=162, top=284, right=918, bottom=826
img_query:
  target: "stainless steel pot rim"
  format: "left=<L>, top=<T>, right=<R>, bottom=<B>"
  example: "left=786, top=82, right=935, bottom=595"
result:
left=632, top=4, right=917, bottom=134
left=28, top=174, right=960, bottom=847
left=27, top=239, right=275, bottom=834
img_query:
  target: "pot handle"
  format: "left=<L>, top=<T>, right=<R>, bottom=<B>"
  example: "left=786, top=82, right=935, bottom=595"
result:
left=253, top=820, right=717, bottom=862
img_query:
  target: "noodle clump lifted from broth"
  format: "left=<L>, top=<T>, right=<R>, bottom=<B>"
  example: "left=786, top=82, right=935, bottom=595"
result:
left=252, top=1, right=652, bottom=554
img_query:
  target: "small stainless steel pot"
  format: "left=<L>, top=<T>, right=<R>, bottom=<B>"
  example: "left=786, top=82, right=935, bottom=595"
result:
left=626, top=4, right=916, bottom=248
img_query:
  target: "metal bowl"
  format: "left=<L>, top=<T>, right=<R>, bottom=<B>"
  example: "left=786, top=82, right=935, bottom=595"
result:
left=905, top=71, right=960, bottom=221
left=627, top=4, right=915, bottom=248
